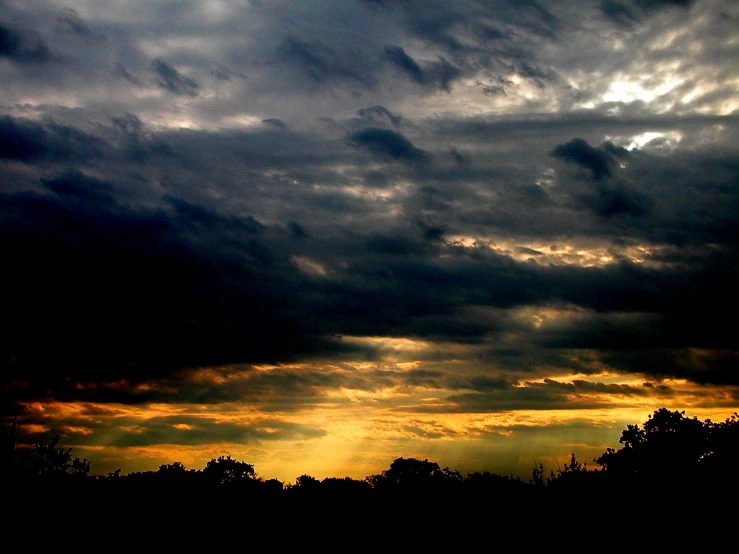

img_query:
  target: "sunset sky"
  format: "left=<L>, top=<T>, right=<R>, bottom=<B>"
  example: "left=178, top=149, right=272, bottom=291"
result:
left=2, top=0, right=738, bottom=483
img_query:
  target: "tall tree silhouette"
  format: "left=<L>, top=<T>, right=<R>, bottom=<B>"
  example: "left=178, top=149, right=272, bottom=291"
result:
left=594, top=407, right=732, bottom=494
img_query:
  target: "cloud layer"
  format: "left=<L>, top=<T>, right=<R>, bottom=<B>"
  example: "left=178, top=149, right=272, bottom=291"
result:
left=1, top=0, right=737, bottom=480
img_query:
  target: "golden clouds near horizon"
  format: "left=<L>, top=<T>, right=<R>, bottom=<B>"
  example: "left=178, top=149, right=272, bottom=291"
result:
left=13, top=374, right=739, bottom=482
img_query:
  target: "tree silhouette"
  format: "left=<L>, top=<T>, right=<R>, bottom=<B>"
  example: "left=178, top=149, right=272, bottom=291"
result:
left=155, top=461, right=200, bottom=484
left=367, top=457, right=462, bottom=495
left=288, top=473, right=322, bottom=495
left=593, top=407, right=739, bottom=497
left=596, top=408, right=709, bottom=481
left=202, top=455, right=257, bottom=485
left=287, top=474, right=372, bottom=496
left=703, top=412, right=739, bottom=477
left=319, top=476, right=373, bottom=496
left=461, top=470, right=530, bottom=499
left=13, top=433, right=91, bottom=482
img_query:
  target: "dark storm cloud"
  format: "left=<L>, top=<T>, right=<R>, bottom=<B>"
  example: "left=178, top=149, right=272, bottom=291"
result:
left=262, top=118, right=287, bottom=129
left=0, top=169, right=326, bottom=408
left=366, top=232, right=427, bottom=255
left=579, top=183, right=654, bottom=218
left=359, top=0, right=408, bottom=7
left=116, top=62, right=142, bottom=86
left=315, top=241, right=739, bottom=368
left=1, top=0, right=738, bottom=423
left=637, top=0, right=694, bottom=7
left=418, top=220, right=447, bottom=242
left=601, top=348, right=739, bottom=387
left=152, top=58, right=201, bottom=96
left=42, top=168, right=115, bottom=202
left=551, top=138, right=615, bottom=180
left=425, top=57, right=461, bottom=92
left=600, top=0, right=640, bottom=22
left=426, top=112, right=738, bottom=244
left=549, top=136, right=655, bottom=218
left=0, top=115, right=108, bottom=162
left=356, top=105, right=402, bottom=127
left=111, top=112, right=173, bottom=161
left=600, top=0, right=694, bottom=23
left=383, top=44, right=462, bottom=91
left=275, top=36, right=377, bottom=89
left=449, top=147, right=469, bottom=166
left=433, top=113, right=737, bottom=143
left=165, top=195, right=264, bottom=234
left=518, top=261, right=739, bottom=384
left=288, top=221, right=309, bottom=239
left=515, top=62, right=553, bottom=89
left=384, top=45, right=424, bottom=84
left=55, top=8, right=105, bottom=42
left=347, top=127, right=430, bottom=164
left=0, top=116, right=47, bottom=160
left=600, top=0, right=693, bottom=15
left=369, top=0, right=561, bottom=74
left=0, top=21, right=55, bottom=63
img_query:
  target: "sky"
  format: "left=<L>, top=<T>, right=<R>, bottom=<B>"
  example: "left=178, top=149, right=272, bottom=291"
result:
left=1, top=0, right=738, bottom=483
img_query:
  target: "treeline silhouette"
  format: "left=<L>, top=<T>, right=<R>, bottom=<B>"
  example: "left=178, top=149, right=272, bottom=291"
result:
left=2, top=408, right=738, bottom=501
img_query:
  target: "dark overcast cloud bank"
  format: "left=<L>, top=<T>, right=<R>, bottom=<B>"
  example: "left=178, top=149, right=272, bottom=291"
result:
left=2, top=113, right=737, bottom=404
left=1, top=0, right=738, bottom=420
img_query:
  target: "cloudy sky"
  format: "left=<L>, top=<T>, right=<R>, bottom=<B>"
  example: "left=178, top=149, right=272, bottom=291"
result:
left=2, top=0, right=738, bottom=482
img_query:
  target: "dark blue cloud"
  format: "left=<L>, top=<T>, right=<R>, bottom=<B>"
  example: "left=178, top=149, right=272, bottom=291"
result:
left=0, top=22, right=55, bottom=63
left=383, top=44, right=461, bottom=91
left=262, top=118, right=287, bottom=129
left=551, top=138, right=615, bottom=180
left=601, top=0, right=694, bottom=23
left=0, top=116, right=48, bottom=161
left=1, top=0, right=737, bottom=414
left=276, top=36, right=377, bottom=89
left=288, top=221, right=309, bottom=239
left=0, top=171, right=314, bottom=399
left=579, top=185, right=653, bottom=218
left=0, top=116, right=108, bottom=162
left=356, top=105, right=402, bottom=127
left=347, top=127, right=429, bottom=164
left=42, top=169, right=115, bottom=203
left=152, top=58, right=200, bottom=96
left=55, top=8, right=106, bottom=41
left=637, top=0, right=693, bottom=8
left=384, top=45, right=424, bottom=84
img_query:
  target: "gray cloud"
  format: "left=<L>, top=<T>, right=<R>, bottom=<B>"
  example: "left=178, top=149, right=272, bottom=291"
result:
left=347, top=127, right=430, bottom=164
left=152, top=58, right=201, bottom=96
left=55, top=8, right=106, bottom=42
left=384, top=45, right=424, bottom=84
left=551, top=138, right=615, bottom=180
left=262, top=118, right=287, bottom=129
left=0, top=21, right=56, bottom=63
left=601, top=0, right=695, bottom=24
left=1, top=1, right=738, bottom=475
left=0, top=115, right=47, bottom=160
left=0, top=115, right=109, bottom=162
left=356, top=105, right=403, bottom=127
left=275, top=36, right=378, bottom=89
left=384, top=44, right=462, bottom=91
